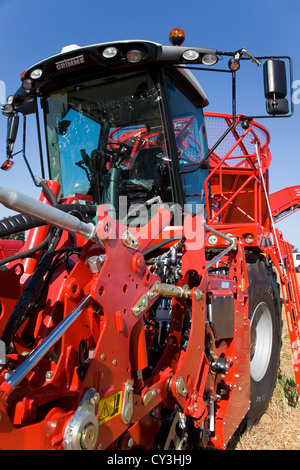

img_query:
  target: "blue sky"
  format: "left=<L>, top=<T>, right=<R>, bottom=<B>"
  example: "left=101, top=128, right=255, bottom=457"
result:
left=0, top=0, right=300, bottom=247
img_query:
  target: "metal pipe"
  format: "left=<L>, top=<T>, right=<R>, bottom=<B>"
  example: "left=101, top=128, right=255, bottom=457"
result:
left=206, top=243, right=236, bottom=270
left=0, top=186, right=97, bottom=240
left=159, top=283, right=191, bottom=299
left=204, top=223, right=237, bottom=269
left=204, top=223, right=234, bottom=246
left=5, top=294, right=92, bottom=392
left=209, top=402, right=215, bottom=432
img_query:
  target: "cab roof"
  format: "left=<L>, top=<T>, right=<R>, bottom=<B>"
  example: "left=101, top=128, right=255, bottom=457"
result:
left=21, top=39, right=215, bottom=106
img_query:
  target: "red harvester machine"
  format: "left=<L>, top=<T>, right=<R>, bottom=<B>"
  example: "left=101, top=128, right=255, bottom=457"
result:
left=0, top=28, right=298, bottom=450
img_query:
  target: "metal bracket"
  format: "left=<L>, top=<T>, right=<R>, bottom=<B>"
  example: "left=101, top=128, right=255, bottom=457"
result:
left=121, top=380, right=134, bottom=424
left=147, top=280, right=161, bottom=300
left=132, top=294, right=149, bottom=316
left=122, top=230, right=140, bottom=250
left=63, top=388, right=99, bottom=450
left=175, top=376, right=188, bottom=397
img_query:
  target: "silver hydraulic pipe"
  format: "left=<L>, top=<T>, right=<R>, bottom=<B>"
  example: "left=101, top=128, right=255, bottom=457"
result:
left=0, top=186, right=97, bottom=240
left=4, top=294, right=92, bottom=392
left=203, top=222, right=234, bottom=246
left=204, top=222, right=237, bottom=269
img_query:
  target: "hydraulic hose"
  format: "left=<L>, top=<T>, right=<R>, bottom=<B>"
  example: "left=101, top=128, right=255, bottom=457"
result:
left=0, top=232, right=51, bottom=267
left=1, top=229, right=61, bottom=348
left=0, top=204, right=96, bottom=238
left=36, top=178, right=58, bottom=206
left=1, top=251, right=54, bottom=348
left=0, top=213, right=44, bottom=238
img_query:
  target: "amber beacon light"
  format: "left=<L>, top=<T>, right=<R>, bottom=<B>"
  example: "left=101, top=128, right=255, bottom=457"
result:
left=169, top=27, right=185, bottom=46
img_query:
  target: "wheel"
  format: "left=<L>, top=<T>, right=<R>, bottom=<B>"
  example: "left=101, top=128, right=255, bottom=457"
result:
left=246, top=254, right=282, bottom=427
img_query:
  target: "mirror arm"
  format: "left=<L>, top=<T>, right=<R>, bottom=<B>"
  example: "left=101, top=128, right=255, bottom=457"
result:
left=34, top=96, right=45, bottom=179
left=21, top=115, right=39, bottom=187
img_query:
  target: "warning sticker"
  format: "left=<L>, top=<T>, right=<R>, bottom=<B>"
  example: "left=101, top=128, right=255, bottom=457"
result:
left=98, top=391, right=122, bottom=425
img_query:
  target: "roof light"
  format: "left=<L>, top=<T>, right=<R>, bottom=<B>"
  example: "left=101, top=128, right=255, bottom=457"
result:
left=2, top=104, right=13, bottom=115
left=22, top=79, right=33, bottom=91
left=102, top=46, right=119, bottom=59
left=228, top=57, right=240, bottom=71
left=169, top=27, right=185, bottom=46
left=208, top=234, right=218, bottom=245
left=244, top=233, right=254, bottom=244
left=30, top=68, right=43, bottom=79
left=202, top=53, right=218, bottom=66
left=182, top=49, right=200, bottom=62
left=127, top=50, right=143, bottom=63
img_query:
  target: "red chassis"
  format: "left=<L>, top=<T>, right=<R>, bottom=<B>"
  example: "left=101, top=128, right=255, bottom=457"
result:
left=0, top=113, right=298, bottom=450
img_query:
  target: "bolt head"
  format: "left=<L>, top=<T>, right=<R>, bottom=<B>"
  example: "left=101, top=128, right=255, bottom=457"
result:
left=127, top=437, right=133, bottom=448
left=89, top=391, right=100, bottom=405
left=194, top=289, right=203, bottom=300
left=80, top=423, right=97, bottom=450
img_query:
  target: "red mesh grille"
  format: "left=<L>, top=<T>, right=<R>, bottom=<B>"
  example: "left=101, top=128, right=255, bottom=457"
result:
left=204, top=113, right=271, bottom=171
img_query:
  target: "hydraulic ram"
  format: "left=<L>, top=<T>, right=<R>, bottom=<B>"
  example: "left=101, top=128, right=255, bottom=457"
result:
left=0, top=186, right=97, bottom=240
left=0, top=294, right=92, bottom=397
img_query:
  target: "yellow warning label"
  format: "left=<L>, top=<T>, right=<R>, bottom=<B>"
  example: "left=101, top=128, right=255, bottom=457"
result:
left=98, top=391, right=122, bottom=425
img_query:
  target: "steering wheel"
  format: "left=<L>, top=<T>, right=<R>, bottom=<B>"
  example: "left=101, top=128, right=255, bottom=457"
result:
left=105, top=141, right=132, bottom=169
left=105, top=141, right=131, bottom=156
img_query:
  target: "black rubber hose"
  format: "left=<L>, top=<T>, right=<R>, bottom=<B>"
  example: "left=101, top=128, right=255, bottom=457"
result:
left=143, top=236, right=183, bottom=257
left=37, top=179, right=58, bottom=206
left=1, top=250, right=54, bottom=348
left=0, top=213, right=44, bottom=238
left=0, top=204, right=96, bottom=238
left=0, top=233, right=51, bottom=268
left=1, top=229, right=62, bottom=349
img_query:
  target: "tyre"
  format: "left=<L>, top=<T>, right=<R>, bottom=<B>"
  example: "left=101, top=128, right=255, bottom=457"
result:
left=246, top=254, right=282, bottom=427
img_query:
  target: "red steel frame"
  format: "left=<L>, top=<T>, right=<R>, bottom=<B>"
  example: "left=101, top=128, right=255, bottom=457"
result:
left=203, top=112, right=272, bottom=237
left=0, top=112, right=299, bottom=450
left=203, top=112, right=300, bottom=392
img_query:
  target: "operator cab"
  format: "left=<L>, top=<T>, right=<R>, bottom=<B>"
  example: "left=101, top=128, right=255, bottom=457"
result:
left=9, top=38, right=211, bottom=225
left=2, top=30, right=292, bottom=231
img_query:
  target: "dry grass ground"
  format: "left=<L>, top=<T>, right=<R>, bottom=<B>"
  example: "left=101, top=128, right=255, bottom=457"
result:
left=234, top=273, right=300, bottom=450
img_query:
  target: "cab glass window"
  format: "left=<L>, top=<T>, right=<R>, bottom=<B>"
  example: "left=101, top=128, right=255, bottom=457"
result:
left=166, top=73, right=209, bottom=215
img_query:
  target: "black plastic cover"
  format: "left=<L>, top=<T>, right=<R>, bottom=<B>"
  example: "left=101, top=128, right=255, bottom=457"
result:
left=263, top=59, right=287, bottom=99
left=266, top=97, right=289, bottom=115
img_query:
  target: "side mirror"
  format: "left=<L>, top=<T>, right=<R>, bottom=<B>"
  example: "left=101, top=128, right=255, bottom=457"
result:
left=263, top=59, right=289, bottom=115
left=6, top=114, right=19, bottom=157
